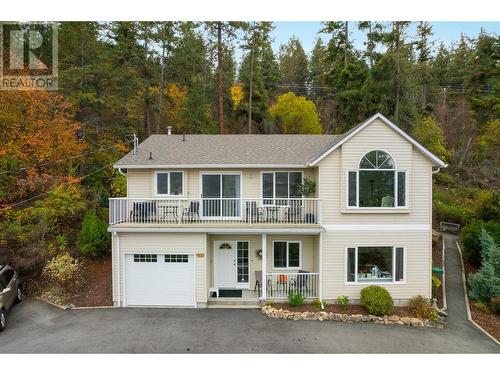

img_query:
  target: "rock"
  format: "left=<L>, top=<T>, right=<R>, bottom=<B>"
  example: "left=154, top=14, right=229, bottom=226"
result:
left=401, top=317, right=412, bottom=325
left=395, top=320, right=404, bottom=325
left=388, top=315, right=400, bottom=322
left=410, top=318, right=424, bottom=327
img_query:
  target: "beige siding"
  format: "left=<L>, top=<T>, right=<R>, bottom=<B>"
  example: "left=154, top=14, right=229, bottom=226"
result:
left=317, top=118, right=434, bottom=225
left=126, top=168, right=317, bottom=199
left=321, top=229, right=432, bottom=303
left=114, top=233, right=207, bottom=305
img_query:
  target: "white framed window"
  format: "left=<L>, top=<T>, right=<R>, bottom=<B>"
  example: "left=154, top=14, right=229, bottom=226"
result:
left=347, top=150, right=407, bottom=208
left=345, top=246, right=406, bottom=284
left=262, top=171, right=303, bottom=205
left=272, top=241, right=301, bottom=269
left=133, top=254, right=157, bottom=263
left=154, top=171, right=184, bottom=196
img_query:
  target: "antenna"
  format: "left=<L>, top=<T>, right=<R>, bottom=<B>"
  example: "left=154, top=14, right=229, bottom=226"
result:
left=132, top=134, right=139, bottom=156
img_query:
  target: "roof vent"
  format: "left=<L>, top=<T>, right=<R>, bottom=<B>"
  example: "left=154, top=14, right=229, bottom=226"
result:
left=167, top=126, right=172, bottom=135
left=149, top=152, right=153, bottom=160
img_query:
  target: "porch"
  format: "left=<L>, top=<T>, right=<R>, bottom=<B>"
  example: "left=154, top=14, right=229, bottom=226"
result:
left=206, top=233, right=321, bottom=305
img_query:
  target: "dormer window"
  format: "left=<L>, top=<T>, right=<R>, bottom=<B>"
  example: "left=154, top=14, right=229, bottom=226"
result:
left=347, top=150, right=407, bottom=208
left=154, top=171, right=183, bottom=196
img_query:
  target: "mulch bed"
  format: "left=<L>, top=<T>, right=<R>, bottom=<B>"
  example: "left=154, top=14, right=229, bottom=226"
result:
left=271, top=303, right=418, bottom=318
left=432, top=233, right=444, bottom=308
left=28, top=257, right=113, bottom=307
left=470, top=303, right=500, bottom=342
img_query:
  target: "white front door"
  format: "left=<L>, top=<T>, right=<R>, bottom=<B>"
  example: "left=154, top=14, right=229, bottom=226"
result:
left=214, top=241, right=237, bottom=288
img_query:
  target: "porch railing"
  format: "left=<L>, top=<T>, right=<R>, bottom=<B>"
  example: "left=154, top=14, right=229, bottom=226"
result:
left=265, top=272, right=319, bottom=299
left=109, top=197, right=322, bottom=225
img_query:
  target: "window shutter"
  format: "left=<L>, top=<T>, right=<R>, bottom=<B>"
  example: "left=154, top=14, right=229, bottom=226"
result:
left=348, top=171, right=357, bottom=207
left=397, top=171, right=406, bottom=207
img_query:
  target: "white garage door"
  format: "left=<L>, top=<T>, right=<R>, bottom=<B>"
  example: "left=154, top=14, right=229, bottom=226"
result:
left=124, top=253, right=195, bottom=307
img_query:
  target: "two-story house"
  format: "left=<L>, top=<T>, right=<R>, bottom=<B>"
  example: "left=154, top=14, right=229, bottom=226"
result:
left=108, top=113, right=446, bottom=308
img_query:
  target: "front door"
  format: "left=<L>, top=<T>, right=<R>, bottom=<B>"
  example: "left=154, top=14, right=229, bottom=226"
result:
left=214, top=241, right=249, bottom=289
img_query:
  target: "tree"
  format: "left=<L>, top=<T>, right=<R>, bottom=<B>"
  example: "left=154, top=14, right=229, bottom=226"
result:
left=268, top=92, right=322, bottom=134
left=278, top=36, right=309, bottom=87
left=413, top=116, right=452, bottom=162
left=77, top=212, right=111, bottom=257
left=415, top=22, right=434, bottom=112
left=358, top=21, right=384, bottom=68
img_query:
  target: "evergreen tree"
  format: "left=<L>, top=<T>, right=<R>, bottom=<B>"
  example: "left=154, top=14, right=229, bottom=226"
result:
left=278, top=36, right=309, bottom=89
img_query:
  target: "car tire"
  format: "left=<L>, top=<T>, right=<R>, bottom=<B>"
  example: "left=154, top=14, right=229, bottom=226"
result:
left=15, top=286, right=23, bottom=303
left=0, top=309, right=5, bottom=332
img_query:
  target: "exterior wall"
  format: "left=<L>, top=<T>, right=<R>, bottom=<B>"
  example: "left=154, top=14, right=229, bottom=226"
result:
left=126, top=168, right=316, bottom=199
left=113, top=232, right=207, bottom=306
left=321, top=228, right=432, bottom=304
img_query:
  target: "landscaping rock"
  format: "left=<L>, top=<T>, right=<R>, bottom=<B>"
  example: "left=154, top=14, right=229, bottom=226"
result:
left=401, top=317, right=412, bottom=326
left=410, top=318, right=424, bottom=327
left=388, top=315, right=400, bottom=322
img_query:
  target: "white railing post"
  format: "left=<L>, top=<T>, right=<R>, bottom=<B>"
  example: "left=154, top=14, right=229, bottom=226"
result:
left=262, top=233, right=267, bottom=300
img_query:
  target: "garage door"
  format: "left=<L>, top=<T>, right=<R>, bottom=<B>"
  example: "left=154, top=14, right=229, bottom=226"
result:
left=124, top=253, right=195, bottom=307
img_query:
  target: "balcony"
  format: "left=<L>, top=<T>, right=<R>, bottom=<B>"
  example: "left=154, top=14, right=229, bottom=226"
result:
left=109, top=197, right=322, bottom=226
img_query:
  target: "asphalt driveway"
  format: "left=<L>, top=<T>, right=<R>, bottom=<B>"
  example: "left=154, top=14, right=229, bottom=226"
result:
left=0, top=234, right=498, bottom=353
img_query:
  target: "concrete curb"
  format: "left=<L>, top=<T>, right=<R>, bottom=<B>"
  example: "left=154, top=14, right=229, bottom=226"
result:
left=33, top=296, right=71, bottom=310
left=455, top=240, right=500, bottom=346
left=441, top=235, right=447, bottom=310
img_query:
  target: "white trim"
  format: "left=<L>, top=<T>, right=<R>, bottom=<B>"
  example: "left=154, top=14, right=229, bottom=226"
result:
left=153, top=170, right=185, bottom=197
left=344, top=245, right=407, bottom=285
left=357, top=149, right=397, bottom=170
left=261, top=234, right=267, bottom=299
left=199, top=171, right=243, bottom=220
left=109, top=227, right=324, bottom=234
left=309, top=113, right=447, bottom=167
left=115, top=163, right=309, bottom=169
left=260, top=170, right=304, bottom=205
left=116, top=234, right=120, bottom=307
left=346, top=168, right=409, bottom=209
left=323, top=224, right=430, bottom=231
left=319, top=231, right=323, bottom=305
left=271, top=240, right=302, bottom=270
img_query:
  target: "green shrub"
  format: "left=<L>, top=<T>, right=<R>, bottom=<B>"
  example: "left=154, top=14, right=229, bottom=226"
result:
left=468, top=229, right=500, bottom=304
left=461, top=220, right=500, bottom=266
left=312, top=298, right=326, bottom=309
left=432, top=275, right=442, bottom=289
left=336, top=295, right=349, bottom=309
left=288, top=292, right=305, bottom=306
left=42, top=253, right=80, bottom=284
left=490, top=297, right=500, bottom=315
left=360, top=286, right=394, bottom=316
left=433, top=200, right=472, bottom=226
left=76, top=212, right=111, bottom=257
left=407, top=295, right=438, bottom=321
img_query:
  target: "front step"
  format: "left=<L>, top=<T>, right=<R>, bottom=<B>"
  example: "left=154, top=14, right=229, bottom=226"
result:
left=207, top=299, right=260, bottom=308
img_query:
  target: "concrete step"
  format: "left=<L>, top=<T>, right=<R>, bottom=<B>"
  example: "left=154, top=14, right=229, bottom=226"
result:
left=207, top=299, right=260, bottom=308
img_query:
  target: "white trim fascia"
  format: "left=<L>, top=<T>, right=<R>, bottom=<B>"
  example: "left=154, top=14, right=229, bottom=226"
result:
left=108, top=227, right=324, bottom=234
left=323, top=224, right=430, bottom=231
left=308, top=113, right=447, bottom=168
left=114, top=163, right=309, bottom=169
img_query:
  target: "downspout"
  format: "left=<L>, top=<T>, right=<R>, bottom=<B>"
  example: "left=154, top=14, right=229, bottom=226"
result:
left=118, top=168, right=127, bottom=176
left=115, top=233, right=120, bottom=307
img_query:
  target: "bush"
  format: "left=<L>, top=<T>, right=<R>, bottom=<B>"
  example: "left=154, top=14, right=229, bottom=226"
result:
left=312, top=298, right=326, bottom=309
left=407, top=295, right=438, bottom=321
left=468, top=229, right=500, bottom=304
left=288, top=292, right=305, bottom=306
left=461, top=220, right=500, bottom=266
left=360, top=286, right=394, bottom=316
left=433, top=200, right=472, bottom=226
left=473, top=302, right=491, bottom=314
left=490, top=297, right=500, bottom=315
left=42, top=253, right=80, bottom=284
left=432, top=275, right=442, bottom=289
left=76, top=212, right=111, bottom=257
left=336, top=295, right=349, bottom=309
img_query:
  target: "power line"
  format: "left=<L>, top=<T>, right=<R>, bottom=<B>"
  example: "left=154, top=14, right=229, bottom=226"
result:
left=6, top=160, right=117, bottom=208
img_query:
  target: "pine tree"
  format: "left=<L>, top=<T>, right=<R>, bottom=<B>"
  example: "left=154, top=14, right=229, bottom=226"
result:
left=278, top=36, right=309, bottom=89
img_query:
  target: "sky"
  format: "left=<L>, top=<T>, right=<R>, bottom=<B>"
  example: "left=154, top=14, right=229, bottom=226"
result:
left=265, top=21, right=499, bottom=57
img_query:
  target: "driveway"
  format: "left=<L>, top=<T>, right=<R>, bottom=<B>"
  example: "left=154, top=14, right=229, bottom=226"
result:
left=0, top=234, right=498, bottom=353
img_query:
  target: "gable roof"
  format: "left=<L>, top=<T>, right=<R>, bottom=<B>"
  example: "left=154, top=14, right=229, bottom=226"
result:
left=114, top=113, right=447, bottom=169
left=308, top=113, right=447, bottom=168
left=114, top=134, right=342, bottom=168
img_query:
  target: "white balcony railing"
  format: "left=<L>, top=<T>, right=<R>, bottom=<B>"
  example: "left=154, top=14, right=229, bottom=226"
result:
left=109, top=197, right=322, bottom=226
left=265, top=272, right=319, bottom=299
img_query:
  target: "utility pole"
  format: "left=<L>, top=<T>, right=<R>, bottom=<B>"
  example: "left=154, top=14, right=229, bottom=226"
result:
left=344, top=21, right=348, bottom=67
left=217, top=22, right=225, bottom=134
left=248, top=45, right=254, bottom=134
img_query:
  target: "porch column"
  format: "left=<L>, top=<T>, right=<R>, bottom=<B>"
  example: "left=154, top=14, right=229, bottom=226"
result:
left=319, top=231, right=323, bottom=306
left=261, top=233, right=267, bottom=300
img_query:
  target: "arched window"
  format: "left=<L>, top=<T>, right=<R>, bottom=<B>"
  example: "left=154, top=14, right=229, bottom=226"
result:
left=348, top=150, right=407, bottom=208
left=219, top=242, right=232, bottom=250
